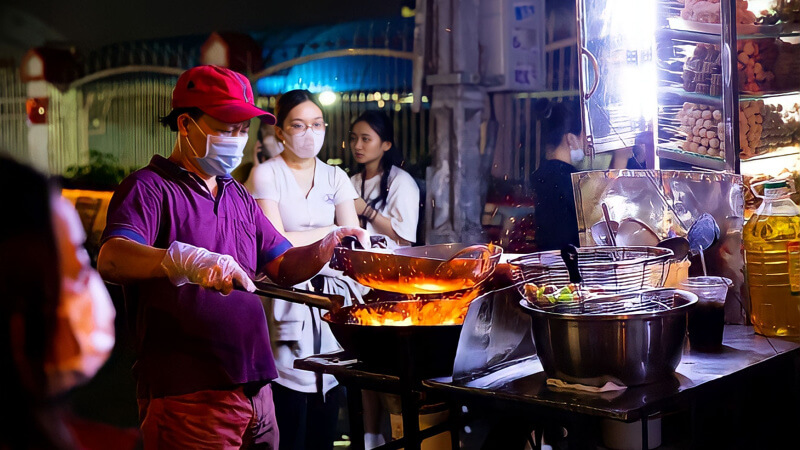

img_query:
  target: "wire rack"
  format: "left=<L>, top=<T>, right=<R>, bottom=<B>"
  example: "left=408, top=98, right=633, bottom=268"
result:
left=533, top=289, right=682, bottom=316
left=511, top=246, right=674, bottom=294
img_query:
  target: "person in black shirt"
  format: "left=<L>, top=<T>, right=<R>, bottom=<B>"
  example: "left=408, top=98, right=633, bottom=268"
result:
left=626, top=131, right=652, bottom=170
left=531, top=100, right=585, bottom=251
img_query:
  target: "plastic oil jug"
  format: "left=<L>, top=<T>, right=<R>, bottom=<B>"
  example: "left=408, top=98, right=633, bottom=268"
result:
left=744, top=179, right=800, bottom=337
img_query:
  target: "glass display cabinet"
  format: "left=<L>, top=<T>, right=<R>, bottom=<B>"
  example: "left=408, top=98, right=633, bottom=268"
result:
left=578, top=0, right=800, bottom=190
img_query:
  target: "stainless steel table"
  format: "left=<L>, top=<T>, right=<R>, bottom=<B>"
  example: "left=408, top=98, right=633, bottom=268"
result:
left=298, top=326, right=800, bottom=449
left=423, top=325, right=800, bottom=448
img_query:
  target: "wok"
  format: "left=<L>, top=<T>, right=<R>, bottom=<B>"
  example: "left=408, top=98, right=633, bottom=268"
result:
left=324, top=301, right=463, bottom=377
left=331, top=242, right=503, bottom=295
left=246, top=281, right=463, bottom=377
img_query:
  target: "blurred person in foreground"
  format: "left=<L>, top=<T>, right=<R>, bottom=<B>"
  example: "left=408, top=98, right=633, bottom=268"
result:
left=0, top=156, right=116, bottom=449
left=96, top=66, right=367, bottom=449
left=531, top=100, right=586, bottom=251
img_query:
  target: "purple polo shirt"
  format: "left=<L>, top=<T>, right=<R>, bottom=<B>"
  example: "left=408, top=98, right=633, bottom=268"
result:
left=102, top=155, right=292, bottom=398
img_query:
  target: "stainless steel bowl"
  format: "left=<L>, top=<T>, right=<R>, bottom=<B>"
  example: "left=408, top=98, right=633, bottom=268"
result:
left=518, top=289, right=697, bottom=386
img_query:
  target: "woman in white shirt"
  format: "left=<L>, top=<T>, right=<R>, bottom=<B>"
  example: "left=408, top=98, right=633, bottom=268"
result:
left=349, top=111, right=421, bottom=448
left=245, top=89, right=363, bottom=450
left=350, top=111, right=420, bottom=249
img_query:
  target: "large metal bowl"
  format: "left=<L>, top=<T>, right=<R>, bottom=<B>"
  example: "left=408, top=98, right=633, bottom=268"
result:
left=518, top=289, right=697, bottom=386
left=332, top=243, right=503, bottom=295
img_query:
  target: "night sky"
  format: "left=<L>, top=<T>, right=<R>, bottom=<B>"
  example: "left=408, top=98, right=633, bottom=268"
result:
left=5, top=0, right=404, bottom=50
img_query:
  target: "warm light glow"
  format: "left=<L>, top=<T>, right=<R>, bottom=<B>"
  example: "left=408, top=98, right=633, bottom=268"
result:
left=318, top=90, right=337, bottom=106
left=350, top=290, right=482, bottom=326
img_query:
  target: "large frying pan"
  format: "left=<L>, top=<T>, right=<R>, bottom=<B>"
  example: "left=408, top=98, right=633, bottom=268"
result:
left=331, top=241, right=503, bottom=295
left=247, top=281, right=464, bottom=377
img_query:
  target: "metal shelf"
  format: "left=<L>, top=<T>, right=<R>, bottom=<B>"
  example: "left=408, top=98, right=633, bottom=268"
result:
left=658, top=86, right=723, bottom=108
left=658, top=28, right=721, bottom=46
left=739, top=90, right=800, bottom=102
left=738, top=30, right=800, bottom=39
left=657, top=146, right=728, bottom=170
left=740, top=146, right=800, bottom=163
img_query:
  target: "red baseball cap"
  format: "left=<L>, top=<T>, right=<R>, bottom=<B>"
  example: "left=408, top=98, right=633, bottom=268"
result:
left=171, top=65, right=276, bottom=125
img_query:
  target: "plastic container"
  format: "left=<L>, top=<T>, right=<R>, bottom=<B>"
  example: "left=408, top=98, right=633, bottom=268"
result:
left=744, top=180, right=800, bottom=337
left=679, top=276, right=732, bottom=351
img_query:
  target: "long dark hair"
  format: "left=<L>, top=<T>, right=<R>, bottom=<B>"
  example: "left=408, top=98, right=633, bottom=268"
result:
left=274, top=89, right=323, bottom=127
left=351, top=111, right=403, bottom=211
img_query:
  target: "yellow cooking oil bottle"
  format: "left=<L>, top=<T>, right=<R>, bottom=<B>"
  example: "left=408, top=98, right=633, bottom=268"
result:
left=744, top=179, right=800, bottom=337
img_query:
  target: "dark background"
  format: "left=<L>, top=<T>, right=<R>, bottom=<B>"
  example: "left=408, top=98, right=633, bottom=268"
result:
left=1, top=0, right=404, bottom=61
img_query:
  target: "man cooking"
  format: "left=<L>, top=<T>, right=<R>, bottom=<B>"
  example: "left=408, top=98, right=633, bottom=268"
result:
left=97, top=65, right=368, bottom=449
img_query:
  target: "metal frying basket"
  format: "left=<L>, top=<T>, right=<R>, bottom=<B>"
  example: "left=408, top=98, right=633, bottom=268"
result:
left=526, top=288, right=686, bottom=316
left=510, top=246, right=674, bottom=294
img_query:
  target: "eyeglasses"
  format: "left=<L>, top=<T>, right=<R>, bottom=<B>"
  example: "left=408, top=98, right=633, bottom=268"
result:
left=284, top=122, right=327, bottom=137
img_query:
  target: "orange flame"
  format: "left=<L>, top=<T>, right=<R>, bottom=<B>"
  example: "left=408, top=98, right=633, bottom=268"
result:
left=350, top=289, right=482, bottom=326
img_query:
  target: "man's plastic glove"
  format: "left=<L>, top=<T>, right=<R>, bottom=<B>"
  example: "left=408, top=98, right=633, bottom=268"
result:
left=161, top=241, right=256, bottom=295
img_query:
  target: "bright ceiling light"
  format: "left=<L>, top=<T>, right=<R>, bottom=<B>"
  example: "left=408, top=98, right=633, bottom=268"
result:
left=319, top=91, right=337, bottom=106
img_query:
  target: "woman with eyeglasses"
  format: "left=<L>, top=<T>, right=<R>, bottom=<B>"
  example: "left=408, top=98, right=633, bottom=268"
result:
left=246, top=89, right=364, bottom=450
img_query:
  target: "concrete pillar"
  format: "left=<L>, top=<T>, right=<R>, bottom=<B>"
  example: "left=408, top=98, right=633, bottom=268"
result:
left=424, top=0, right=488, bottom=244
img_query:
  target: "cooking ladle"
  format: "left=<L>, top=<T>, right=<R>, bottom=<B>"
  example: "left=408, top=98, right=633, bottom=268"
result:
left=591, top=220, right=619, bottom=246
left=687, top=213, right=720, bottom=276
left=657, top=236, right=690, bottom=261
left=601, top=203, right=618, bottom=247
left=433, top=244, right=496, bottom=279
left=687, top=213, right=720, bottom=254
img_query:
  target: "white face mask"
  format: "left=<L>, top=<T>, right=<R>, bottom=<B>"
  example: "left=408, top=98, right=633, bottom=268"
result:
left=284, top=130, right=325, bottom=159
left=184, top=117, right=248, bottom=176
left=570, top=148, right=585, bottom=164
left=263, top=135, right=284, bottom=159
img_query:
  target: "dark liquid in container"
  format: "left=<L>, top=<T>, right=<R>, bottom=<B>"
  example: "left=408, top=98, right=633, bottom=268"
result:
left=688, top=301, right=725, bottom=351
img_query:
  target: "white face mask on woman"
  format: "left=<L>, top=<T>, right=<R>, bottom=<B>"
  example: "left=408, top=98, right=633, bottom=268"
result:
left=263, top=135, right=284, bottom=159
left=284, top=130, right=325, bottom=159
left=570, top=148, right=585, bottom=164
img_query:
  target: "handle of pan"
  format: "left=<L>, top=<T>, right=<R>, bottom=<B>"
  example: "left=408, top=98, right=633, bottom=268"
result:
left=560, top=245, right=583, bottom=284
left=241, top=280, right=341, bottom=311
